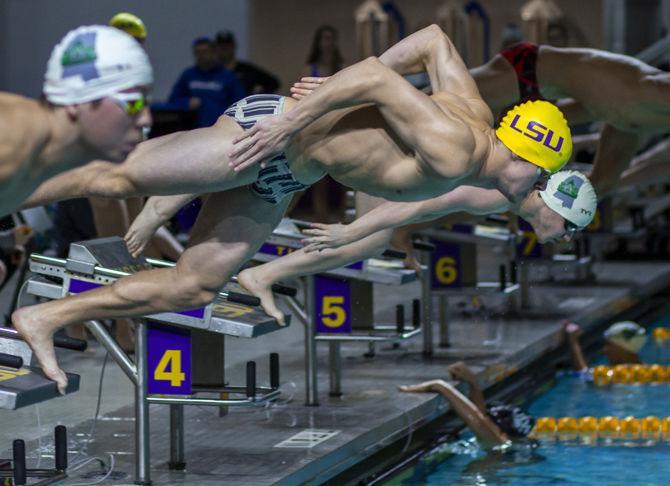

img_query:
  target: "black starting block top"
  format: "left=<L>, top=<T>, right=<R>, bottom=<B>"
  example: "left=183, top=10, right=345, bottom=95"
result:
left=28, top=237, right=289, bottom=339
left=0, top=366, right=79, bottom=410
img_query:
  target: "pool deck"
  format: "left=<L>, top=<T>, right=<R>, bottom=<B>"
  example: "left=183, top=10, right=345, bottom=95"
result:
left=1, top=258, right=670, bottom=485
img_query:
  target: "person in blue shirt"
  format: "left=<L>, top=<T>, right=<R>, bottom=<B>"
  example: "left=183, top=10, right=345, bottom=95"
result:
left=168, top=37, right=244, bottom=127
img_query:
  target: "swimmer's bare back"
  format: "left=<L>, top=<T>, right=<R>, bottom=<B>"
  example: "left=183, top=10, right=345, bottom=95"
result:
left=266, top=70, right=494, bottom=203
left=0, top=93, right=52, bottom=215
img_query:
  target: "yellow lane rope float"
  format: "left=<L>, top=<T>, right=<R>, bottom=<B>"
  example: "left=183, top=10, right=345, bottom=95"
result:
left=652, top=327, right=670, bottom=342
left=591, top=364, right=670, bottom=385
left=532, top=416, right=670, bottom=441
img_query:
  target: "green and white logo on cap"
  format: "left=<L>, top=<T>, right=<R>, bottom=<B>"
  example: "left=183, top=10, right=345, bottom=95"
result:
left=557, top=178, right=580, bottom=199
left=62, top=41, right=97, bottom=66
left=539, top=170, right=598, bottom=228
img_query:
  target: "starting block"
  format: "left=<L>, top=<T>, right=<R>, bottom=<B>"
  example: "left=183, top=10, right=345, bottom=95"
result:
left=252, top=218, right=431, bottom=404
left=0, top=328, right=83, bottom=410
left=26, top=237, right=292, bottom=484
left=417, top=221, right=520, bottom=351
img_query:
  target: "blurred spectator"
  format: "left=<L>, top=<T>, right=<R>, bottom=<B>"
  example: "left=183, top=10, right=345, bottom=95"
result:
left=168, top=37, right=244, bottom=127
left=304, top=25, right=343, bottom=77
left=215, top=31, right=280, bottom=95
left=300, top=25, right=346, bottom=222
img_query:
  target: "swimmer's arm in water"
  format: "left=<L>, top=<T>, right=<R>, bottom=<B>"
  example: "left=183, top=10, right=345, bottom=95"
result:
left=125, top=194, right=198, bottom=257
left=588, top=124, right=640, bottom=198
left=230, top=56, right=468, bottom=174
left=399, top=379, right=508, bottom=448
left=302, top=187, right=510, bottom=251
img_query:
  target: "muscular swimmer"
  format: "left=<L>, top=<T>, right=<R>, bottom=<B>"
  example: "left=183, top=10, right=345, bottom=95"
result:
left=0, top=25, right=152, bottom=218
left=473, top=41, right=670, bottom=197
left=14, top=25, right=572, bottom=393
left=236, top=170, right=597, bottom=323
left=296, top=40, right=670, bottom=197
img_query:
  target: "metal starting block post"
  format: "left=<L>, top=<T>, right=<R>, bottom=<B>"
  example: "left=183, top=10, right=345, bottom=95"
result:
left=516, top=218, right=594, bottom=306
left=252, top=218, right=431, bottom=405
left=583, top=193, right=670, bottom=260
left=26, top=237, right=292, bottom=485
left=418, top=222, right=520, bottom=353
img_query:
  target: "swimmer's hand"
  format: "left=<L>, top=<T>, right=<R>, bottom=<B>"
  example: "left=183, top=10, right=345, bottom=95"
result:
left=301, top=222, right=353, bottom=252
left=229, top=114, right=293, bottom=172
left=290, top=76, right=329, bottom=100
left=447, top=361, right=478, bottom=384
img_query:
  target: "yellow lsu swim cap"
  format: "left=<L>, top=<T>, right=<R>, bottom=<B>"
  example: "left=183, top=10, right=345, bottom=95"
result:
left=109, top=12, right=147, bottom=41
left=496, top=100, right=572, bottom=173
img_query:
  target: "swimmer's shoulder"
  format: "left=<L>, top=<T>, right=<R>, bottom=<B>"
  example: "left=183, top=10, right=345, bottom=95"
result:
left=0, top=92, right=50, bottom=177
left=430, top=92, right=494, bottom=131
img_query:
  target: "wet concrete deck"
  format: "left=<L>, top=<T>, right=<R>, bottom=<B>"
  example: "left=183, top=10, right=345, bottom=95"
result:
left=1, top=258, right=669, bottom=485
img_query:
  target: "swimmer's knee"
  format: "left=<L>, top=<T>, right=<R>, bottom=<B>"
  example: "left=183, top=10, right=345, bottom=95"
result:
left=172, top=272, right=221, bottom=307
left=174, top=255, right=243, bottom=306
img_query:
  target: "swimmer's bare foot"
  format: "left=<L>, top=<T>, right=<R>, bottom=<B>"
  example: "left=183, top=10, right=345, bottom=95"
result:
left=403, top=252, right=422, bottom=274
left=125, top=210, right=163, bottom=258
left=237, top=268, right=286, bottom=325
left=12, top=307, right=68, bottom=395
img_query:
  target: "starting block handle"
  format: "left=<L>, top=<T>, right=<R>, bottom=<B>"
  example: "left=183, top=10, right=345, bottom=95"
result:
left=382, top=249, right=406, bottom=260
left=271, top=283, right=298, bottom=297
left=13, top=439, right=26, bottom=485
left=226, top=291, right=261, bottom=307
left=53, top=335, right=87, bottom=352
left=0, top=352, right=23, bottom=369
left=0, top=327, right=87, bottom=352
left=412, top=240, right=435, bottom=252
left=246, top=361, right=256, bottom=398
left=55, top=425, right=67, bottom=471
left=270, top=353, right=280, bottom=389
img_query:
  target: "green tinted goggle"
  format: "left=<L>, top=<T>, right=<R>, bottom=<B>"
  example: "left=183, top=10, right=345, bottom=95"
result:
left=109, top=93, right=148, bottom=116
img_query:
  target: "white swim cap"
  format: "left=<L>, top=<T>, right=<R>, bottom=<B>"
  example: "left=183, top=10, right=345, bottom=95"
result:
left=539, top=170, right=597, bottom=228
left=604, top=321, right=647, bottom=354
left=43, top=25, right=153, bottom=105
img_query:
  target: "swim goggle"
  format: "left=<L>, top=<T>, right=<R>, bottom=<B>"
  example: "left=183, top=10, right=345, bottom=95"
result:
left=536, top=166, right=551, bottom=186
left=108, top=91, right=148, bottom=116
left=564, top=219, right=579, bottom=236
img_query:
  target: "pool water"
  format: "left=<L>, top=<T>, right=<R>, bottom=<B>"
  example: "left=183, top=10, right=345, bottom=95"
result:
left=387, top=322, right=670, bottom=485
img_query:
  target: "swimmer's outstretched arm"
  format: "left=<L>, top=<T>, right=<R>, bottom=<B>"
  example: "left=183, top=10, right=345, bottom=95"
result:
left=22, top=160, right=127, bottom=209
left=563, top=322, right=589, bottom=372
left=231, top=26, right=488, bottom=171
left=302, top=187, right=510, bottom=251
left=292, top=25, right=484, bottom=103
left=588, top=124, right=640, bottom=198
left=24, top=118, right=251, bottom=208
left=399, top=380, right=508, bottom=448
left=554, top=98, right=597, bottom=125
left=378, top=24, right=483, bottom=101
